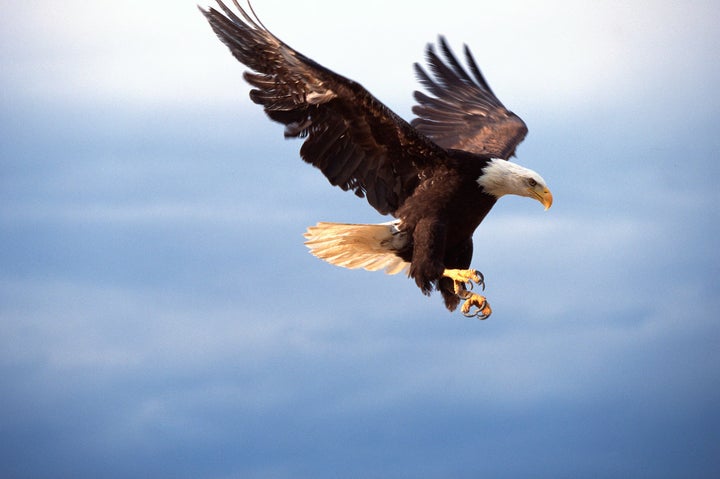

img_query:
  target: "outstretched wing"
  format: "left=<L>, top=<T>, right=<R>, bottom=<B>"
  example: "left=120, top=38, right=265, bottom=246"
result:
left=411, top=37, right=527, bottom=159
left=201, top=1, right=447, bottom=216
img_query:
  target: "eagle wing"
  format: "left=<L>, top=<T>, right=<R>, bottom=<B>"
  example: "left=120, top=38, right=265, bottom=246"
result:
left=411, top=37, right=527, bottom=159
left=201, top=1, right=447, bottom=216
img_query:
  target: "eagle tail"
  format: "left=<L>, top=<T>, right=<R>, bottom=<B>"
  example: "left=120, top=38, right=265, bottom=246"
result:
left=303, top=221, right=410, bottom=275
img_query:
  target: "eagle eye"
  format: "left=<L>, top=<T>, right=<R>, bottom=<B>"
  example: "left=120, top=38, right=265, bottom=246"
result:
left=528, top=178, right=537, bottom=187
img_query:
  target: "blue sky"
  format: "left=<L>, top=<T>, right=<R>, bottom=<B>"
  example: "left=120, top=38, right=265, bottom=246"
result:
left=1, top=1, right=719, bottom=478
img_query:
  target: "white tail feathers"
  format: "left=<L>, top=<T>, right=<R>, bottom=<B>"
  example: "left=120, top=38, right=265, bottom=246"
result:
left=304, top=221, right=410, bottom=275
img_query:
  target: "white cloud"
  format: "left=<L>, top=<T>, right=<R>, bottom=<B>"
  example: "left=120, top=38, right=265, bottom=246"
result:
left=3, top=0, right=717, bottom=113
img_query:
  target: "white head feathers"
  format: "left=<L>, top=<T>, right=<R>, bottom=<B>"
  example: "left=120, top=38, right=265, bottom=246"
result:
left=477, top=158, right=551, bottom=203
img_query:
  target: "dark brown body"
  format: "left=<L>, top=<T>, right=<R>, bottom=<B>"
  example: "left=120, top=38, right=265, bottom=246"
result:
left=395, top=151, right=497, bottom=309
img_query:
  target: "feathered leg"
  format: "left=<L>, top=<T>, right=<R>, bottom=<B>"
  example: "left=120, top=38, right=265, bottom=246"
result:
left=438, top=239, right=492, bottom=319
left=408, top=218, right=447, bottom=295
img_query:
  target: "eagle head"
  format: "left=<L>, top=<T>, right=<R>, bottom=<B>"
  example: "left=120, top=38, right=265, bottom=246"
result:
left=477, top=159, right=553, bottom=210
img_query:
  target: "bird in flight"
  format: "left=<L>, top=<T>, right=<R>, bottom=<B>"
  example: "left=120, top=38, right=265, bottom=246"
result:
left=200, top=0, right=552, bottom=319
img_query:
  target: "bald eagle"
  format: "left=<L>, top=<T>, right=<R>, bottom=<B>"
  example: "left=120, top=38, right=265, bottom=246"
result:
left=201, top=1, right=552, bottom=319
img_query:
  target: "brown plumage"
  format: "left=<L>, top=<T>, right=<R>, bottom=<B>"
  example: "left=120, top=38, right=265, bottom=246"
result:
left=201, top=1, right=446, bottom=216
left=412, top=37, right=528, bottom=159
left=200, top=1, right=552, bottom=318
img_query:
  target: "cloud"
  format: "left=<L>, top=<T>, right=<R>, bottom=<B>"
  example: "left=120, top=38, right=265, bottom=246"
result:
left=2, top=0, right=717, bottom=115
left=1, top=1, right=719, bottom=478
left=2, top=260, right=717, bottom=478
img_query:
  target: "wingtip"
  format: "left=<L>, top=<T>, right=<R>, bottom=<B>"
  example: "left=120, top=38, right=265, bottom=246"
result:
left=197, top=3, right=212, bottom=17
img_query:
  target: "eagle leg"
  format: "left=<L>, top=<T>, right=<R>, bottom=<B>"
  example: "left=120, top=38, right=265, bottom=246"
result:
left=443, top=268, right=485, bottom=292
left=441, top=269, right=492, bottom=319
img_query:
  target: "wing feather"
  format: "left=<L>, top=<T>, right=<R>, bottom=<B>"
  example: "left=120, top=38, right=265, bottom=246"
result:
left=201, top=1, right=446, bottom=215
left=411, top=36, right=528, bottom=159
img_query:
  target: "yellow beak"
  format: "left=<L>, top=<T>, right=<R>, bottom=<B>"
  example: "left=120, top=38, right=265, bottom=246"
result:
left=530, top=187, right=553, bottom=211
left=541, top=188, right=553, bottom=211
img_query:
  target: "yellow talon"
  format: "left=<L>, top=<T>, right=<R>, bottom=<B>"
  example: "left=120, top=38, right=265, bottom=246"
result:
left=442, top=268, right=485, bottom=291
left=460, top=293, right=492, bottom=320
left=442, top=268, right=491, bottom=319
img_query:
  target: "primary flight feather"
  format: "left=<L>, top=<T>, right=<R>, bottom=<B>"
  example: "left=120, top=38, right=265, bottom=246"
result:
left=200, top=0, right=552, bottom=319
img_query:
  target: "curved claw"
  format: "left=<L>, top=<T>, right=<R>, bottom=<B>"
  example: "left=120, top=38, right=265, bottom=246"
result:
left=445, top=268, right=486, bottom=293
left=465, top=269, right=485, bottom=292
left=460, top=293, right=492, bottom=320
left=476, top=271, right=486, bottom=291
left=462, top=307, right=490, bottom=320
left=462, top=271, right=485, bottom=293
